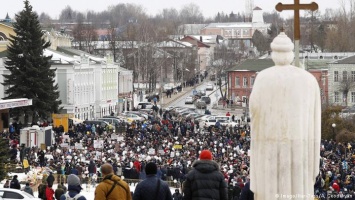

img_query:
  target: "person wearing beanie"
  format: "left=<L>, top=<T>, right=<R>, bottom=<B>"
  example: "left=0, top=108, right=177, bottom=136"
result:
left=94, top=163, right=131, bottom=200
left=133, top=162, right=173, bottom=200
left=60, top=174, right=86, bottom=200
left=183, top=149, right=228, bottom=200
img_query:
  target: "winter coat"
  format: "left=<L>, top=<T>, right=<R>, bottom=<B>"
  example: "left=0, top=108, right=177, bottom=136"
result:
left=239, top=182, right=254, bottom=200
left=46, top=186, right=55, bottom=200
left=94, top=173, right=131, bottom=200
left=183, top=160, right=228, bottom=200
left=133, top=174, right=172, bottom=200
left=23, top=185, right=33, bottom=196
left=47, top=174, right=55, bottom=186
left=55, top=188, right=64, bottom=200
left=60, top=185, right=86, bottom=200
left=10, top=177, right=21, bottom=189
left=88, top=161, right=96, bottom=174
left=172, top=191, right=183, bottom=200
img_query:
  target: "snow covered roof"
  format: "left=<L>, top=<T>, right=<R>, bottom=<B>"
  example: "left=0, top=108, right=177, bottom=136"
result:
left=204, top=23, right=253, bottom=28
left=155, top=40, right=188, bottom=48
left=179, top=42, right=193, bottom=47
left=94, top=41, right=142, bottom=49
left=44, top=48, right=77, bottom=64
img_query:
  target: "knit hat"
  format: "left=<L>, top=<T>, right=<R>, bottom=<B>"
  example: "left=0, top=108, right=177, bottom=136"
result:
left=67, top=174, right=81, bottom=186
left=145, top=162, right=157, bottom=175
left=199, top=150, right=213, bottom=160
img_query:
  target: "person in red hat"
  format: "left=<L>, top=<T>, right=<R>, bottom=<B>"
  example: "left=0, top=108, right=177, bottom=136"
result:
left=182, top=150, right=228, bottom=200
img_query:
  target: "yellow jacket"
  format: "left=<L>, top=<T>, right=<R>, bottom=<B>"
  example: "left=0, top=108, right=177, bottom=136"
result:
left=94, top=174, right=131, bottom=200
left=23, top=159, right=29, bottom=169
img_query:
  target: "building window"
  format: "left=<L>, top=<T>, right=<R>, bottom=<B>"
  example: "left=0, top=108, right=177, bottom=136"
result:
left=352, top=92, right=355, bottom=103
left=343, top=71, right=348, bottom=81
left=250, top=77, right=255, bottom=86
left=229, top=76, right=232, bottom=88
left=334, top=91, right=339, bottom=103
left=243, top=77, right=248, bottom=87
left=235, top=77, right=240, bottom=87
left=352, top=71, right=355, bottom=82
left=334, top=71, right=339, bottom=82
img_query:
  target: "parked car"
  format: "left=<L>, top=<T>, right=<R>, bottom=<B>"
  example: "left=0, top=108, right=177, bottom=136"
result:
left=200, top=96, right=211, bottom=104
left=124, top=111, right=149, bottom=120
left=121, top=113, right=145, bottom=122
left=0, top=188, right=41, bottom=199
left=185, top=96, right=194, bottom=104
left=138, top=102, right=155, bottom=110
left=206, top=83, right=214, bottom=91
left=199, top=89, right=206, bottom=96
left=83, top=120, right=109, bottom=128
left=203, top=116, right=239, bottom=128
left=98, top=118, right=124, bottom=127
left=195, top=99, right=207, bottom=109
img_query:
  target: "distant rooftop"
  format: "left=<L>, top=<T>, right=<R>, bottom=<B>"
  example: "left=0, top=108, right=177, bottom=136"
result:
left=228, top=59, right=274, bottom=72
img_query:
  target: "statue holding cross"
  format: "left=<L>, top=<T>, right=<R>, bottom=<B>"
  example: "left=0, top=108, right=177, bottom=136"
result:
left=276, top=0, right=318, bottom=68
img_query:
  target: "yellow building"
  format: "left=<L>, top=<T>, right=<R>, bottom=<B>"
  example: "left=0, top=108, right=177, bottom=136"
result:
left=0, top=17, right=72, bottom=53
left=0, top=22, right=15, bottom=52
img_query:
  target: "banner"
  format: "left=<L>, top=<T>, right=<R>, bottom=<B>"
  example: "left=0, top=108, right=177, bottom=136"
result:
left=148, top=148, right=155, bottom=155
left=173, top=144, right=183, bottom=149
left=94, top=140, right=104, bottom=149
left=60, top=143, right=69, bottom=148
left=75, top=143, right=83, bottom=149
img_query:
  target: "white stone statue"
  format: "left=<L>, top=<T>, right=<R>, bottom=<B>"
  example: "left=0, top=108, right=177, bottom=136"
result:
left=249, top=32, right=321, bottom=200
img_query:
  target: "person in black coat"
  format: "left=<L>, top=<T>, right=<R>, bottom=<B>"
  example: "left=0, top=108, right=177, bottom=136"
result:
left=10, top=175, right=21, bottom=189
left=183, top=150, right=228, bottom=200
left=133, top=162, right=172, bottom=200
left=239, top=181, right=254, bottom=200
left=47, top=172, right=55, bottom=186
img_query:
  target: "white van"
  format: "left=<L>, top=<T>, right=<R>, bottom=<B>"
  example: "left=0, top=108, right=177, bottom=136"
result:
left=204, top=116, right=239, bottom=128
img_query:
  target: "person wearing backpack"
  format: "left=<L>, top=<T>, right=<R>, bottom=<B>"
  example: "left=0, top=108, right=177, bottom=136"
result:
left=94, top=163, right=131, bottom=200
left=133, top=162, right=172, bottom=200
left=60, top=174, right=86, bottom=200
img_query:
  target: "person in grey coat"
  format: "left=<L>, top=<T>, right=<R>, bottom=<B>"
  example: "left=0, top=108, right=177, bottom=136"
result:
left=23, top=182, right=33, bottom=196
left=133, top=162, right=172, bottom=200
left=183, top=150, right=228, bottom=200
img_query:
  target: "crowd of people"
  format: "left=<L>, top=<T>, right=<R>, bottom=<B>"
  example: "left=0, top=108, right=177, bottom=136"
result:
left=4, top=107, right=355, bottom=200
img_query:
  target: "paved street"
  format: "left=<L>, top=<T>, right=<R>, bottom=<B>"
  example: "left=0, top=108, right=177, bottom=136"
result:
left=166, top=81, right=244, bottom=117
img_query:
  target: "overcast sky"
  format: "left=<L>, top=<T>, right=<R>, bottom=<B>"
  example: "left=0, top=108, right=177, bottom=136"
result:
left=0, top=0, right=341, bottom=19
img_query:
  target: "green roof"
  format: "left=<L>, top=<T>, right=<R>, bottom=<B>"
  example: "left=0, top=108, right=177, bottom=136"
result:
left=228, top=59, right=275, bottom=72
left=0, top=22, right=13, bottom=28
left=0, top=50, right=7, bottom=58
left=305, top=59, right=331, bottom=70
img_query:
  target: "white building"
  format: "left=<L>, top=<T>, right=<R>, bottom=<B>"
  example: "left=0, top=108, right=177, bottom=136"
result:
left=328, top=55, right=355, bottom=107
left=0, top=48, right=130, bottom=120
left=200, top=7, right=271, bottom=48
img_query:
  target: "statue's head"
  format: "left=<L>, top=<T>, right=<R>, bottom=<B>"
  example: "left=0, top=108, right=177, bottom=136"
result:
left=271, top=32, right=294, bottom=66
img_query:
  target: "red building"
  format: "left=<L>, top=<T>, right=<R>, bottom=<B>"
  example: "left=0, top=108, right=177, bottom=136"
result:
left=227, top=59, right=329, bottom=105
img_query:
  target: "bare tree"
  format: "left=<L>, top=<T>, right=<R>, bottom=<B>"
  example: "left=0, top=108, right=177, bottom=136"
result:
left=338, top=74, right=355, bottom=106
left=210, top=42, right=240, bottom=100
left=179, top=3, right=204, bottom=24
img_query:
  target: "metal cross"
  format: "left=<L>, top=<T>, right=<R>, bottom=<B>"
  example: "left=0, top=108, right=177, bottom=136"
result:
left=276, top=0, right=318, bottom=67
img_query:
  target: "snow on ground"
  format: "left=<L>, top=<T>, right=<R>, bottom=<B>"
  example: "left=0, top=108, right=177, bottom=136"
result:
left=1, top=172, right=181, bottom=200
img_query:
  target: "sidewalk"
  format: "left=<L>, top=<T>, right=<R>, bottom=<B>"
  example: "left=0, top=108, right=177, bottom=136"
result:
left=161, top=84, right=202, bottom=107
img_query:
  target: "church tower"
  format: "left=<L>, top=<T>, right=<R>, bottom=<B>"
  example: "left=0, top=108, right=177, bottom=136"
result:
left=252, top=7, right=264, bottom=24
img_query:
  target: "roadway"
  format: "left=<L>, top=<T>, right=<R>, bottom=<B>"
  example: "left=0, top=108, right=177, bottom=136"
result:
left=166, top=81, right=244, bottom=117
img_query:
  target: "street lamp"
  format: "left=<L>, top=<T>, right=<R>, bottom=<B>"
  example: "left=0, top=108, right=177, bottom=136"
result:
left=182, top=68, right=189, bottom=91
left=332, top=123, right=336, bottom=135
